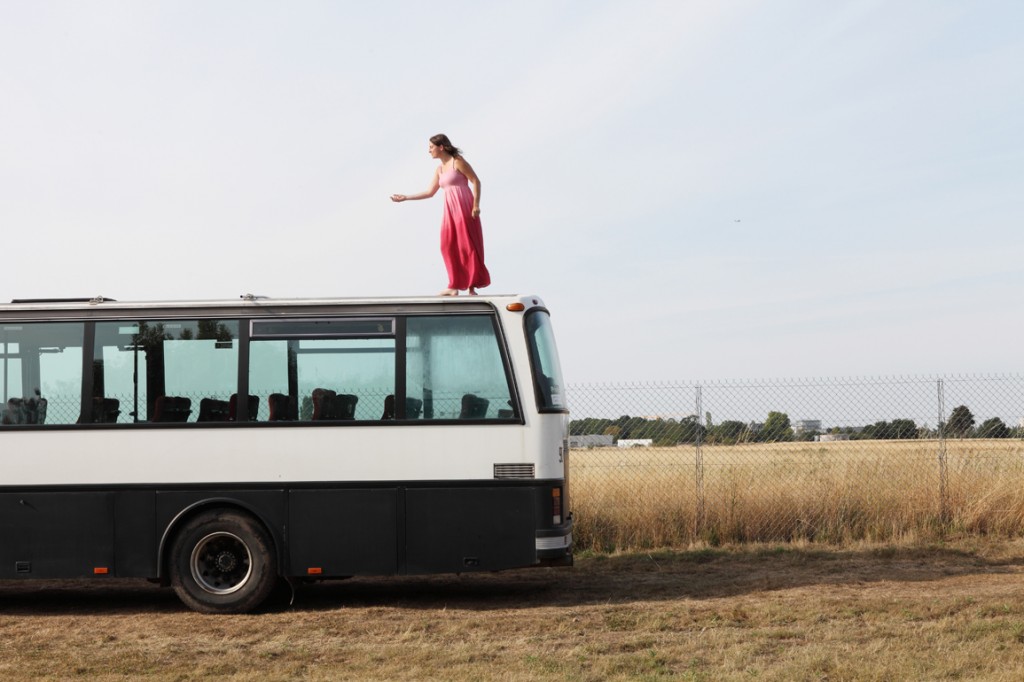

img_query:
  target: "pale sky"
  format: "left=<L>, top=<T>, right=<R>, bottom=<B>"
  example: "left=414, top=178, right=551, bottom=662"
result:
left=2, top=1, right=1021, bottom=383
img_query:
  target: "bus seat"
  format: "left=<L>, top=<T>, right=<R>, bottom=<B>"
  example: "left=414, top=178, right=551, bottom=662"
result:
left=197, top=398, right=230, bottom=422
left=406, top=397, right=423, bottom=419
left=13, top=396, right=48, bottom=425
left=90, top=397, right=120, bottom=423
left=2, top=398, right=24, bottom=425
left=153, top=396, right=192, bottom=422
left=332, top=393, right=359, bottom=420
left=497, top=399, right=513, bottom=419
left=380, top=394, right=396, bottom=420
left=228, top=394, right=258, bottom=421
left=1, top=392, right=48, bottom=424
left=311, top=388, right=334, bottom=420
left=312, top=388, right=358, bottom=421
left=268, top=393, right=292, bottom=421
left=0, top=393, right=48, bottom=425
left=422, top=388, right=433, bottom=419
left=460, top=394, right=489, bottom=419
left=381, top=395, right=423, bottom=420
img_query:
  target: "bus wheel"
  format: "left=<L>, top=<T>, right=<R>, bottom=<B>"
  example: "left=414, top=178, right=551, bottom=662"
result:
left=169, top=510, right=278, bottom=614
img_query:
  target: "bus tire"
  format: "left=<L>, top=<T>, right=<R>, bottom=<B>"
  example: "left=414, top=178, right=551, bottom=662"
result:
left=169, top=509, right=278, bottom=614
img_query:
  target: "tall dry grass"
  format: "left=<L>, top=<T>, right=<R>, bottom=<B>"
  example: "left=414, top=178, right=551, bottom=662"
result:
left=570, top=439, right=1024, bottom=551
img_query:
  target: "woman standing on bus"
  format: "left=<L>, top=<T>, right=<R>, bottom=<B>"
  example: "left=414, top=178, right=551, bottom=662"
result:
left=391, top=134, right=491, bottom=296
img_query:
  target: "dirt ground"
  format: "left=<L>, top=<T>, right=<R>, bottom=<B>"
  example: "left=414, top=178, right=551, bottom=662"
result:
left=3, top=539, right=1024, bottom=680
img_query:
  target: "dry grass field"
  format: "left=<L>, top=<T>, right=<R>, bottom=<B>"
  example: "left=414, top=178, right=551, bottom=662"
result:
left=4, top=538, right=1024, bottom=680
left=571, top=439, right=1024, bottom=551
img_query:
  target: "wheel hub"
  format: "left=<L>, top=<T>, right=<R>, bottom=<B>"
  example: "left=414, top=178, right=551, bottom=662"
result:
left=190, top=531, right=253, bottom=595
left=215, top=551, right=238, bottom=572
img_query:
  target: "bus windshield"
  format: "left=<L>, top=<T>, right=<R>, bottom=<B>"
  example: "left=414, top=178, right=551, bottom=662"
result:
left=525, top=310, right=566, bottom=412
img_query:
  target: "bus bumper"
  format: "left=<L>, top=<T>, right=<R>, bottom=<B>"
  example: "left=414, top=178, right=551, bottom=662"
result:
left=535, top=513, right=574, bottom=566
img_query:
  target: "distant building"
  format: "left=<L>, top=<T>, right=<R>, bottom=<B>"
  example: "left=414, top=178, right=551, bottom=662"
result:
left=793, top=419, right=822, bottom=435
left=815, top=433, right=851, bottom=442
left=617, top=439, right=653, bottom=448
left=569, top=434, right=614, bottom=448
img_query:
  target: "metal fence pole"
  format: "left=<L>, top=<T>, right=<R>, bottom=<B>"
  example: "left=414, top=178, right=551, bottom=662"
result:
left=694, top=383, right=705, bottom=539
left=937, top=378, right=949, bottom=526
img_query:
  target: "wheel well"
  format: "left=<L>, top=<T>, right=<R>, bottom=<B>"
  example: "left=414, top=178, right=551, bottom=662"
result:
left=157, top=500, right=280, bottom=583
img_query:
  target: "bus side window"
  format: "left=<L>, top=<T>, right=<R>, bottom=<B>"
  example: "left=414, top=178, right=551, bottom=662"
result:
left=250, top=336, right=395, bottom=423
left=405, top=315, right=514, bottom=421
left=92, top=319, right=239, bottom=424
left=1, top=322, right=84, bottom=427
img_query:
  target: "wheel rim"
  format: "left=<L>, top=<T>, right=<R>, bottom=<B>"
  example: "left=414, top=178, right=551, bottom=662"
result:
left=190, top=531, right=253, bottom=595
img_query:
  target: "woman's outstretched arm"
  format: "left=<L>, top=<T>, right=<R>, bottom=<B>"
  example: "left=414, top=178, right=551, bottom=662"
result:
left=391, top=167, right=441, bottom=202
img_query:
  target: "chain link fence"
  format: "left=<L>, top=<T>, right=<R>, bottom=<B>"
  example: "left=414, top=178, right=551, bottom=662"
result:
left=10, top=374, right=1024, bottom=552
left=567, top=375, right=1024, bottom=551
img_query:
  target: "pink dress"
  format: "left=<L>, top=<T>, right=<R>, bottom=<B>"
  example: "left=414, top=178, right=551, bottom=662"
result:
left=439, top=167, right=490, bottom=290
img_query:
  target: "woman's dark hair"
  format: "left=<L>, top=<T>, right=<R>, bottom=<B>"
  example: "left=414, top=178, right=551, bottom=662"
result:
left=430, top=133, right=462, bottom=157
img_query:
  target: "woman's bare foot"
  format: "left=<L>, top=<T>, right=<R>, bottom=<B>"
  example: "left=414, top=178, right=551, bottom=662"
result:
left=468, top=287, right=478, bottom=296
left=438, top=288, right=459, bottom=296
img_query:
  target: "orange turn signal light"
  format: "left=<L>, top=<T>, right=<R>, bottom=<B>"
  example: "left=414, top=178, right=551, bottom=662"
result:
left=307, top=567, right=323, bottom=575
left=93, top=567, right=109, bottom=575
left=506, top=303, right=525, bottom=312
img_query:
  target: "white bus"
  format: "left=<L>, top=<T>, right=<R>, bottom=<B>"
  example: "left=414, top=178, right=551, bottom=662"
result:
left=0, top=294, right=572, bottom=613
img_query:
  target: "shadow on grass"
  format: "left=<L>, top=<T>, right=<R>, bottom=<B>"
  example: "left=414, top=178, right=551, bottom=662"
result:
left=2, top=542, right=1023, bottom=615
left=0, top=578, right=180, bottom=615
left=290, top=542, right=1024, bottom=611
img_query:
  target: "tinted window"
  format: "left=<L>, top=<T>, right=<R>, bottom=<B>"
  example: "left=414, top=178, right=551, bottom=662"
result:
left=92, top=320, right=239, bottom=423
left=0, top=322, right=84, bottom=426
left=249, top=337, right=396, bottom=422
left=405, top=315, right=515, bottom=420
left=525, top=311, right=566, bottom=411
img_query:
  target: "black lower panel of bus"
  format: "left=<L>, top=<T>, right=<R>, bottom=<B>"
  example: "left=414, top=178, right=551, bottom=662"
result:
left=404, top=487, right=537, bottom=573
left=0, top=483, right=554, bottom=580
left=287, top=486, right=539, bottom=576
left=0, top=492, right=115, bottom=579
left=288, top=488, right=400, bottom=576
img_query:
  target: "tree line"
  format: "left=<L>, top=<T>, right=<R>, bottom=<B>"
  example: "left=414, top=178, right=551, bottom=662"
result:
left=570, top=405, right=1020, bottom=446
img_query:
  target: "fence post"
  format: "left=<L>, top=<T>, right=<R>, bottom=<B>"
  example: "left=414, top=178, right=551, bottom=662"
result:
left=937, top=378, right=949, bottom=527
left=694, top=383, right=705, bottom=540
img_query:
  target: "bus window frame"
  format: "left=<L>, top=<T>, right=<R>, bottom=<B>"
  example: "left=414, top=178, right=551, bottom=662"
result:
left=0, top=308, right=526, bottom=428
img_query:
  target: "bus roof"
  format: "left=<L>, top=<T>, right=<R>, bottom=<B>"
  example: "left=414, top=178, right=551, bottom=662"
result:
left=0, top=293, right=548, bottom=317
